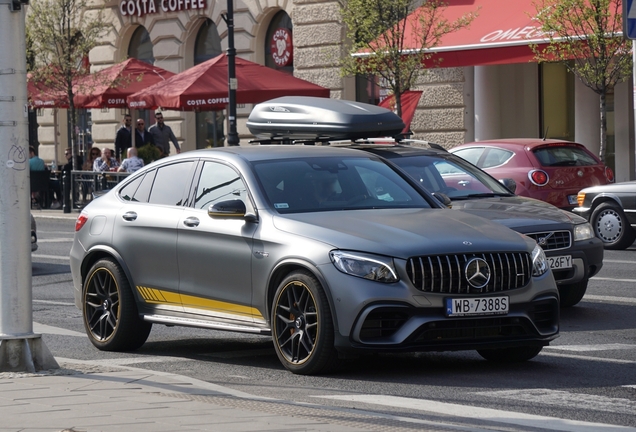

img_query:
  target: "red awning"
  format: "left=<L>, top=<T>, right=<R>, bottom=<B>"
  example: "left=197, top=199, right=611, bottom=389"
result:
left=380, top=0, right=549, bottom=68
left=378, top=91, right=422, bottom=134
left=27, top=73, right=70, bottom=109
left=74, top=58, right=175, bottom=109
left=127, top=54, right=330, bottom=111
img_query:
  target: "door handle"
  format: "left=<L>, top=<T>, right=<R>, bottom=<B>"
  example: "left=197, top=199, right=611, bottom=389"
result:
left=122, top=211, right=137, bottom=221
left=183, top=216, right=200, bottom=227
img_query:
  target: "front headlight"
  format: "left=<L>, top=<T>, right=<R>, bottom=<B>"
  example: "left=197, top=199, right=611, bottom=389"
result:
left=330, top=250, right=398, bottom=283
left=531, top=243, right=549, bottom=276
left=574, top=222, right=594, bottom=241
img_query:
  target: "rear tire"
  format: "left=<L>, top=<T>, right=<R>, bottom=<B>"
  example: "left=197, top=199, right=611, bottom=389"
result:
left=271, top=270, right=339, bottom=375
left=591, top=203, right=636, bottom=250
left=477, top=346, right=543, bottom=362
left=83, top=258, right=151, bottom=351
left=558, top=279, right=588, bottom=308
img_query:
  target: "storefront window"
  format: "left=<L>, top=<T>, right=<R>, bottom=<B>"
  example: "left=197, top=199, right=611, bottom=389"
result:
left=265, top=11, right=293, bottom=75
left=194, top=19, right=224, bottom=148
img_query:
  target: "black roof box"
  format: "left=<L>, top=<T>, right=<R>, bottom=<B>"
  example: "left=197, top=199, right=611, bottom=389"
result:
left=246, top=96, right=405, bottom=140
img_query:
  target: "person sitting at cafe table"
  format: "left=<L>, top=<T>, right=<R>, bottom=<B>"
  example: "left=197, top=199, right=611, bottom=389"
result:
left=93, top=147, right=119, bottom=172
left=118, top=147, right=144, bottom=173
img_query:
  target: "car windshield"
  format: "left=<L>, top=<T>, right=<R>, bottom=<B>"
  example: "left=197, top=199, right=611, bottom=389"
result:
left=252, top=155, right=433, bottom=213
left=386, top=153, right=515, bottom=199
left=533, top=146, right=598, bottom=167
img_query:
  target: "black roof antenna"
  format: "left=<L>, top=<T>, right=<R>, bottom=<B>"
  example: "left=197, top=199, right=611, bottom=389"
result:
left=542, top=126, right=549, bottom=141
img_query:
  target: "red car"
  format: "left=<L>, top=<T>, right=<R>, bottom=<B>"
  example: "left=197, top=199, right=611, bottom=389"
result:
left=450, top=139, right=613, bottom=210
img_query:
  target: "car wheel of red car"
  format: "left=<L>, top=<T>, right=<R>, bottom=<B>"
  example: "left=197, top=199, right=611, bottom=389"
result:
left=558, top=279, right=588, bottom=308
left=591, top=203, right=636, bottom=250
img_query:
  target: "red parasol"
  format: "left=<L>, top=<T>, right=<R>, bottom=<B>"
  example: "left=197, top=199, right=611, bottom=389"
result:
left=127, top=54, right=330, bottom=111
left=74, top=58, right=175, bottom=109
left=27, top=73, right=70, bottom=109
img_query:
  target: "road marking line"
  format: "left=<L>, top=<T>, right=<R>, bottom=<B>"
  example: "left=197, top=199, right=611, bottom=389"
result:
left=33, top=322, right=86, bottom=337
left=583, top=295, right=636, bottom=304
left=590, top=277, right=636, bottom=283
left=473, top=389, right=636, bottom=416
left=544, top=344, right=636, bottom=352
left=603, top=260, right=636, bottom=264
left=32, top=254, right=70, bottom=261
left=33, top=299, right=75, bottom=306
left=316, top=395, right=636, bottom=431
left=37, top=238, right=73, bottom=243
left=541, top=352, right=636, bottom=364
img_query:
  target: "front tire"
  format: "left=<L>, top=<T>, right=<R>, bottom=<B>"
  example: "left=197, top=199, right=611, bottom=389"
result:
left=591, top=203, right=636, bottom=250
left=477, top=346, right=543, bottom=362
left=558, top=279, right=588, bottom=308
left=83, top=258, right=152, bottom=351
left=271, top=270, right=339, bottom=375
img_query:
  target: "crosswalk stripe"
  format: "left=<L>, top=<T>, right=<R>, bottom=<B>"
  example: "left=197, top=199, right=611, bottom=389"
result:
left=544, top=343, right=636, bottom=352
left=540, top=351, right=636, bottom=364
left=583, top=295, right=636, bottom=304
left=316, top=395, right=636, bottom=431
left=473, top=389, right=636, bottom=416
left=590, top=277, right=636, bottom=283
left=32, top=254, right=70, bottom=261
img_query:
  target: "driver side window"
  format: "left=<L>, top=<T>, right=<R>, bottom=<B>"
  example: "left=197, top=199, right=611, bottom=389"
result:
left=194, top=161, right=249, bottom=210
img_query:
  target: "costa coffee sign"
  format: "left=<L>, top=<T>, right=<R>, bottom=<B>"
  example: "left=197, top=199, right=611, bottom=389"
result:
left=270, top=28, right=293, bottom=67
left=120, top=0, right=207, bottom=17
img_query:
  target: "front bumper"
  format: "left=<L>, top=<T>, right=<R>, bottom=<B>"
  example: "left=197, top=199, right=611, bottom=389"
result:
left=547, top=237, right=603, bottom=285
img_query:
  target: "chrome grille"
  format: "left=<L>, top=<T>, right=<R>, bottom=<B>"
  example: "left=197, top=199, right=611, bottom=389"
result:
left=407, top=252, right=531, bottom=294
left=526, top=230, right=571, bottom=251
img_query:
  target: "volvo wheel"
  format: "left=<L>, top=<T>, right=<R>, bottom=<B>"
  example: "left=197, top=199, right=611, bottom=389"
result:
left=271, top=270, right=338, bottom=375
left=591, top=203, right=636, bottom=250
left=83, top=258, right=151, bottom=351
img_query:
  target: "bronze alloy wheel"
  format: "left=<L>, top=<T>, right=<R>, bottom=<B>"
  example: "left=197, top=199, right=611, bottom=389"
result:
left=272, top=270, right=338, bottom=375
left=83, top=258, right=151, bottom=351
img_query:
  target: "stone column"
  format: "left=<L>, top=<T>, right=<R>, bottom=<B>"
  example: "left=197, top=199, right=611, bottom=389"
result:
left=474, top=65, right=501, bottom=140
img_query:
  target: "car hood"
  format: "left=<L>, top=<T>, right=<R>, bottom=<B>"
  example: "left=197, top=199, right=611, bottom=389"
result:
left=450, top=195, right=586, bottom=231
left=273, top=208, right=531, bottom=259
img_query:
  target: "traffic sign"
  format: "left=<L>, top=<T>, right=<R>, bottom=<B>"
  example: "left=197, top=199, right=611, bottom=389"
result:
left=624, top=0, right=636, bottom=39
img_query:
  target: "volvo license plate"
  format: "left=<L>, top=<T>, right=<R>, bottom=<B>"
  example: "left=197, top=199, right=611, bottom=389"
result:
left=445, top=296, right=509, bottom=317
left=547, top=255, right=572, bottom=269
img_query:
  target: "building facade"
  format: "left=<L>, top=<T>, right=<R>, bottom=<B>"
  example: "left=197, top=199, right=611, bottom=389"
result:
left=34, top=0, right=635, bottom=181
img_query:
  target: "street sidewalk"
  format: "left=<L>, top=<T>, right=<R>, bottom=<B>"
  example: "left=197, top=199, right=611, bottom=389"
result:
left=0, top=358, right=376, bottom=432
left=32, top=208, right=81, bottom=220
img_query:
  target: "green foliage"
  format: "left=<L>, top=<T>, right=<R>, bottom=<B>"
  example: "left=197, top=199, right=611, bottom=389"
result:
left=137, top=144, right=161, bottom=165
left=531, top=0, right=632, bottom=162
left=26, top=0, right=110, bottom=168
left=340, top=0, right=477, bottom=118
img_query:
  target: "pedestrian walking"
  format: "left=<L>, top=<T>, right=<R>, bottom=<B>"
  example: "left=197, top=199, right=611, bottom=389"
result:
left=114, top=114, right=132, bottom=161
left=148, top=111, right=180, bottom=156
left=135, top=118, right=155, bottom=148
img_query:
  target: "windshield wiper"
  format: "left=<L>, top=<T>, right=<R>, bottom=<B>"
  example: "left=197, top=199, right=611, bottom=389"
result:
left=452, top=192, right=513, bottom=200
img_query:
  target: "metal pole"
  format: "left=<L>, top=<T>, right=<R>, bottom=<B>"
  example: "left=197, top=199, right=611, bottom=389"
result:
left=226, top=0, right=239, bottom=146
left=0, top=1, right=58, bottom=372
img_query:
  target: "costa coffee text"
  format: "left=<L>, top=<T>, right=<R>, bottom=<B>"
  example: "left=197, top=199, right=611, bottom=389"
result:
left=120, top=0, right=207, bottom=17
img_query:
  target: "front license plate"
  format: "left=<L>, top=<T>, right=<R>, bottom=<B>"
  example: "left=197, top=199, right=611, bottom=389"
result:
left=547, top=255, right=572, bottom=269
left=445, top=296, right=509, bottom=317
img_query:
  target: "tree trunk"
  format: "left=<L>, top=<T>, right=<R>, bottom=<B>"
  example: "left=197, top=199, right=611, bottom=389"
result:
left=598, top=91, right=607, bottom=164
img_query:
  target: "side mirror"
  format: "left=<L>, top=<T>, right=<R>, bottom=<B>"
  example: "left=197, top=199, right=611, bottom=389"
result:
left=208, top=199, right=247, bottom=219
left=499, top=178, right=516, bottom=194
left=432, top=192, right=452, bottom=208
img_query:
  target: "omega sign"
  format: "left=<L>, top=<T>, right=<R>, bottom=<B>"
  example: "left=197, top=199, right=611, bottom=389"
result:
left=120, top=0, right=207, bottom=17
left=270, top=28, right=293, bottom=67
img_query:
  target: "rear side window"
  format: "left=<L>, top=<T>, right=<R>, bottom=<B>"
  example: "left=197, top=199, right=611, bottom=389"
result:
left=452, top=147, right=484, bottom=165
left=533, top=146, right=598, bottom=167
left=481, top=148, right=514, bottom=168
left=148, top=162, right=195, bottom=206
left=119, top=174, right=144, bottom=201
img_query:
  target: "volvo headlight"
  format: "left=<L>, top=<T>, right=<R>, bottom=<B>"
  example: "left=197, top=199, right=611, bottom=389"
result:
left=330, top=250, right=398, bottom=283
left=532, top=243, right=548, bottom=276
left=574, top=222, right=594, bottom=241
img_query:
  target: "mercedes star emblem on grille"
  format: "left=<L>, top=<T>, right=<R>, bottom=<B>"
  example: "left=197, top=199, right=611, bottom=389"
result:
left=465, top=257, right=491, bottom=289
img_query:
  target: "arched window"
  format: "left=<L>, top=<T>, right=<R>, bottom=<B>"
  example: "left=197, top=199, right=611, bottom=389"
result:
left=194, top=20, right=224, bottom=149
left=265, top=11, right=293, bottom=75
left=128, top=27, right=154, bottom=127
left=128, top=26, right=155, bottom=64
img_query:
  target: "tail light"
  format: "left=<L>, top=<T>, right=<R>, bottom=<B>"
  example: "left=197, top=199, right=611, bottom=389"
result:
left=528, top=169, right=549, bottom=186
left=75, top=212, right=88, bottom=232
left=604, top=166, right=614, bottom=183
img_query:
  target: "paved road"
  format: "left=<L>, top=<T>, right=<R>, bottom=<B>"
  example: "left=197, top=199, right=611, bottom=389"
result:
left=29, top=214, right=636, bottom=431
